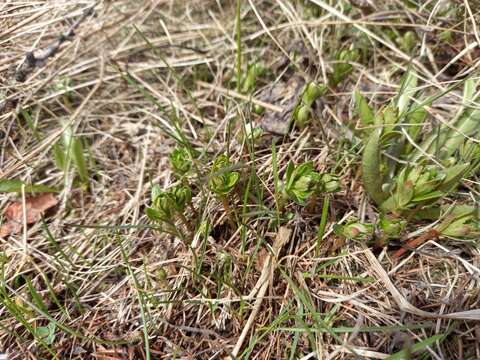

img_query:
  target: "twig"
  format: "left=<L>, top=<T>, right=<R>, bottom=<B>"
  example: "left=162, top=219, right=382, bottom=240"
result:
left=15, top=3, right=97, bottom=82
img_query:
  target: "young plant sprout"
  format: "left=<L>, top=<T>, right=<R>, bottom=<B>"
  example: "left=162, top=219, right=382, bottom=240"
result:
left=242, top=62, right=265, bottom=94
left=281, top=161, right=341, bottom=209
left=170, top=184, right=194, bottom=232
left=397, top=31, right=416, bottom=54
left=169, top=147, right=192, bottom=177
left=330, top=48, right=359, bottom=87
left=293, top=82, right=327, bottom=128
left=333, top=219, right=374, bottom=241
left=243, top=122, right=263, bottom=143
left=146, top=185, right=194, bottom=242
left=147, top=186, right=174, bottom=222
left=282, top=161, right=321, bottom=206
left=353, top=74, right=480, bottom=252
left=241, top=62, right=266, bottom=115
left=208, top=154, right=240, bottom=228
left=318, top=174, right=341, bottom=193
left=377, top=213, right=407, bottom=246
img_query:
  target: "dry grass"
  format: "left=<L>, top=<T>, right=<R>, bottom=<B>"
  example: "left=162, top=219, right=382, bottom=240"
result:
left=1, top=1, right=480, bottom=359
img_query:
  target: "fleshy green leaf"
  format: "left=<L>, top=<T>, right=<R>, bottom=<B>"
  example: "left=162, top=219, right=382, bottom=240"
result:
left=354, top=90, right=374, bottom=126
left=361, top=129, right=388, bottom=205
left=396, top=70, right=417, bottom=114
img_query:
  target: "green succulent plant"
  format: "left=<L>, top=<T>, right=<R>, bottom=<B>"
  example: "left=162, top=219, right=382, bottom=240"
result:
left=146, top=183, right=196, bottom=241
left=378, top=213, right=406, bottom=240
left=381, top=163, right=469, bottom=213
left=319, top=174, right=341, bottom=193
left=243, top=122, right=263, bottom=143
left=293, top=82, right=327, bottom=128
left=170, top=184, right=192, bottom=212
left=282, top=161, right=321, bottom=206
left=146, top=186, right=174, bottom=222
left=436, top=205, right=480, bottom=239
left=208, top=154, right=240, bottom=196
left=169, top=147, right=192, bottom=176
left=208, top=154, right=240, bottom=229
left=398, top=31, right=416, bottom=54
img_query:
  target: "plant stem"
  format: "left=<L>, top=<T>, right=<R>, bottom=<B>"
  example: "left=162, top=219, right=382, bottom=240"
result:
left=221, top=196, right=236, bottom=231
left=391, top=229, right=438, bottom=259
left=188, top=200, right=197, bottom=218
left=235, top=0, right=242, bottom=93
left=178, top=212, right=194, bottom=242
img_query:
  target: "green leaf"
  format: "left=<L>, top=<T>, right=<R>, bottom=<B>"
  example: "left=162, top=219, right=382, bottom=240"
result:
left=52, top=143, right=66, bottom=170
left=354, top=90, right=374, bottom=126
left=404, top=105, right=427, bottom=154
left=146, top=207, right=164, bottom=222
left=0, top=180, right=56, bottom=193
left=71, top=138, right=89, bottom=184
left=361, top=129, right=388, bottom=205
left=379, top=214, right=406, bottom=239
left=36, top=322, right=56, bottom=345
left=330, top=63, right=353, bottom=87
left=386, top=334, right=443, bottom=360
left=170, top=184, right=192, bottom=211
left=411, top=190, right=444, bottom=202
left=439, top=162, right=469, bottom=191
left=334, top=220, right=374, bottom=240
left=382, top=105, right=399, bottom=131
left=396, top=69, right=417, bottom=114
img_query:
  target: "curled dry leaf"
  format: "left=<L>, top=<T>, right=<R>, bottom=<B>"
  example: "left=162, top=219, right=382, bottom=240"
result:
left=0, top=193, right=58, bottom=238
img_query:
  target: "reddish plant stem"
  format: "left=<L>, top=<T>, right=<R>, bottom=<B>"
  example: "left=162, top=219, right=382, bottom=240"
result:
left=391, top=229, right=439, bottom=260
left=221, top=196, right=236, bottom=231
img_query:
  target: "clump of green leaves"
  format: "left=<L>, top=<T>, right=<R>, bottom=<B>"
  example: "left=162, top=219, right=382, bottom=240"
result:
left=282, top=161, right=321, bottom=206
left=281, top=161, right=340, bottom=207
left=147, top=187, right=174, bottom=222
left=380, top=163, right=468, bottom=214
left=147, top=184, right=195, bottom=242
left=357, top=72, right=480, bottom=242
left=319, top=174, right=341, bottom=193
left=208, top=154, right=240, bottom=196
left=241, top=62, right=266, bottom=115
left=169, top=147, right=192, bottom=176
left=293, top=82, right=327, bottom=128
left=378, top=214, right=406, bottom=239
left=435, top=205, right=480, bottom=239
left=208, top=154, right=240, bottom=228
left=36, top=322, right=56, bottom=345
left=239, top=122, right=264, bottom=146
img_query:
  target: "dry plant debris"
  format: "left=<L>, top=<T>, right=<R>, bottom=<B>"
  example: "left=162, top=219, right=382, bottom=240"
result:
left=1, top=1, right=480, bottom=359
